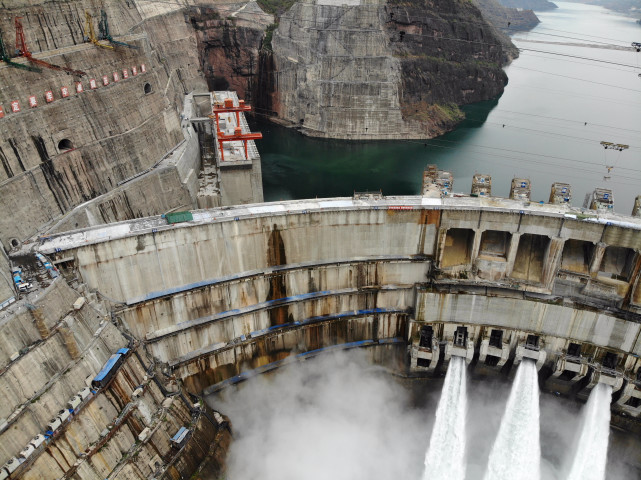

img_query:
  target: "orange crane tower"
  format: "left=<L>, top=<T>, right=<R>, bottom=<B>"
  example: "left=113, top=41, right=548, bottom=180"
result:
left=210, top=98, right=262, bottom=161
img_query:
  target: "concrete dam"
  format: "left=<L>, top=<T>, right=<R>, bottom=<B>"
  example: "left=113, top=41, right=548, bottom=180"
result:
left=36, top=180, right=641, bottom=400
left=0, top=0, right=640, bottom=478
left=5, top=170, right=637, bottom=476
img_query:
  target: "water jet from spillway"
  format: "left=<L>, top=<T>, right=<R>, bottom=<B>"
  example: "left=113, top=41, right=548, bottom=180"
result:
left=566, top=382, right=612, bottom=480
left=484, top=359, right=540, bottom=480
left=423, top=355, right=467, bottom=480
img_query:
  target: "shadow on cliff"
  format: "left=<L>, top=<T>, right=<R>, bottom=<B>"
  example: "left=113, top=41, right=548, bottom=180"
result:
left=459, top=95, right=502, bottom=130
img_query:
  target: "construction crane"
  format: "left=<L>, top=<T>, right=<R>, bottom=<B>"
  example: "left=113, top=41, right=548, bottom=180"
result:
left=84, top=12, right=113, bottom=50
left=217, top=127, right=263, bottom=161
left=99, top=10, right=138, bottom=49
left=209, top=97, right=262, bottom=161
left=14, top=17, right=86, bottom=76
left=0, top=27, right=41, bottom=72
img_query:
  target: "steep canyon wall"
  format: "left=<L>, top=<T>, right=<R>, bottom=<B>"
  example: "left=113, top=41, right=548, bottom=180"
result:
left=0, top=0, right=207, bottom=251
left=269, top=0, right=513, bottom=139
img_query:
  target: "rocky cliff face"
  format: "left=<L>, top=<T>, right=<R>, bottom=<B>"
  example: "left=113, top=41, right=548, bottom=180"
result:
left=0, top=0, right=207, bottom=250
left=269, top=0, right=513, bottom=139
left=497, top=0, right=558, bottom=11
left=473, top=0, right=541, bottom=31
left=387, top=0, right=512, bottom=134
left=191, top=3, right=273, bottom=104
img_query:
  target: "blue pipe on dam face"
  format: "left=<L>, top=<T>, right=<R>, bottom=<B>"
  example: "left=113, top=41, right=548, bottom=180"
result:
left=169, top=307, right=411, bottom=367
left=126, top=255, right=423, bottom=305
left=202, top=337, right=403, bottom=395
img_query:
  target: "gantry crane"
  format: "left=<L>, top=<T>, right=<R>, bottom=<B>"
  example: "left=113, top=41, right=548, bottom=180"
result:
left=84, top=12, right=113, bottom=50
left=210, top=98, right=262, bottom=161
left=99, top=10, right=138, bottom=49
left=14, top=17, right=86, bottom=76
left=0, top=27, right=41, bottom=72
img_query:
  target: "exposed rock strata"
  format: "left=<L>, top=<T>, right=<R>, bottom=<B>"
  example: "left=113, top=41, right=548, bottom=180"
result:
left=270, top=0, right=513, bottom=139
left=191, top=3, right=273, bottom=103
left=0, top=1, right=206, bottom=250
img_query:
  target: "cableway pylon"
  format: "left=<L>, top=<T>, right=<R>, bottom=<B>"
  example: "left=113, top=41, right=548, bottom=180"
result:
left=14, top=17, right=86, bottom=77
left=84, top=12, right=114, bottom=50
left=99, top=10, right=139, bottom=49
left=0, top=26, right=41, bottom=72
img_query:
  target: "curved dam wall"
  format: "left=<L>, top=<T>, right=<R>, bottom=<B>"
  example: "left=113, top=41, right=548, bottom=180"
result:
left=34, top=195, right=641, bottom=420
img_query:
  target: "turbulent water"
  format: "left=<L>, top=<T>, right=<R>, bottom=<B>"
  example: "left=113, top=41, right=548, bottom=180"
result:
left=566, top=383, right=613, bottom=480
left=423, top=356, right=467, bottom=480
left=484, top=359, right=541, bottom=480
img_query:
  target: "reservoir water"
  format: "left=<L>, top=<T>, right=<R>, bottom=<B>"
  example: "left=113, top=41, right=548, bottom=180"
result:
left=252, top=2, right=641, bottom=211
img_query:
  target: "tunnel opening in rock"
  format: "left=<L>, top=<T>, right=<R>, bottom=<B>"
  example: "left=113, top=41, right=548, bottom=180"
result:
left=57, top=138, right=73, bottom=152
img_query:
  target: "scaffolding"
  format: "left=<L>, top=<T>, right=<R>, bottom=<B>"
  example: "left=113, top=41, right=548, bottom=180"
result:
left=210, top=97, right=262, bottom=161
left=99, top=10, right=138, bottom=49
left=0, top=27, right=41, bottom=72
left=84, top=12, right=114, bottom=50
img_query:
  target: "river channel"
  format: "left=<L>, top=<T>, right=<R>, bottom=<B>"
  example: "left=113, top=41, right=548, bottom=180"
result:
left=251, top=2, right=641, bottom=211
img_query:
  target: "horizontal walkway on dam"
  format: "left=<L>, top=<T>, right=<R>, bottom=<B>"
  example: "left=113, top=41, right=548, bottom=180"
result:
left=202, top=337, right=405, bottom=395
left=124, top=255, right=427, bottom=305
left=146, top=286, right=413, bottom=341
left=33, top=195, right=641, bottom=255
left=168, top=307, right=411, bottom=367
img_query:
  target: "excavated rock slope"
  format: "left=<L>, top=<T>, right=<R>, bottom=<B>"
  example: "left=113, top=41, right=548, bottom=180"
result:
left=269, top=0, right=514, bottom=139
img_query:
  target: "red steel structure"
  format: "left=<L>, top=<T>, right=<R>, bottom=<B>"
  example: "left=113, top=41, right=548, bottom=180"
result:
left=15, top=17, right=86, bottom=76
left=210, top=98, right=262, bottom=161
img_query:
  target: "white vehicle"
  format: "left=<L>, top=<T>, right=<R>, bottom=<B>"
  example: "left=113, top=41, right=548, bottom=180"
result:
left=29, top=434, right=46, bottom=449
left=57, top=409, right=70, bottom=423
left=78, top=387, right=91, bottom=400
left=19, top=444, right=35, bottom=460
left=67, top=395, right=81, bottom=411
left=3, top=457, right=20, bottom=474
left=46, top=417, right=61, bottom=433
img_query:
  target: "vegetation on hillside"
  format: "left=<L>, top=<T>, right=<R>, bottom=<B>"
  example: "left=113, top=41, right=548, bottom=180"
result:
left=257, top=0, right=297, bottom=15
